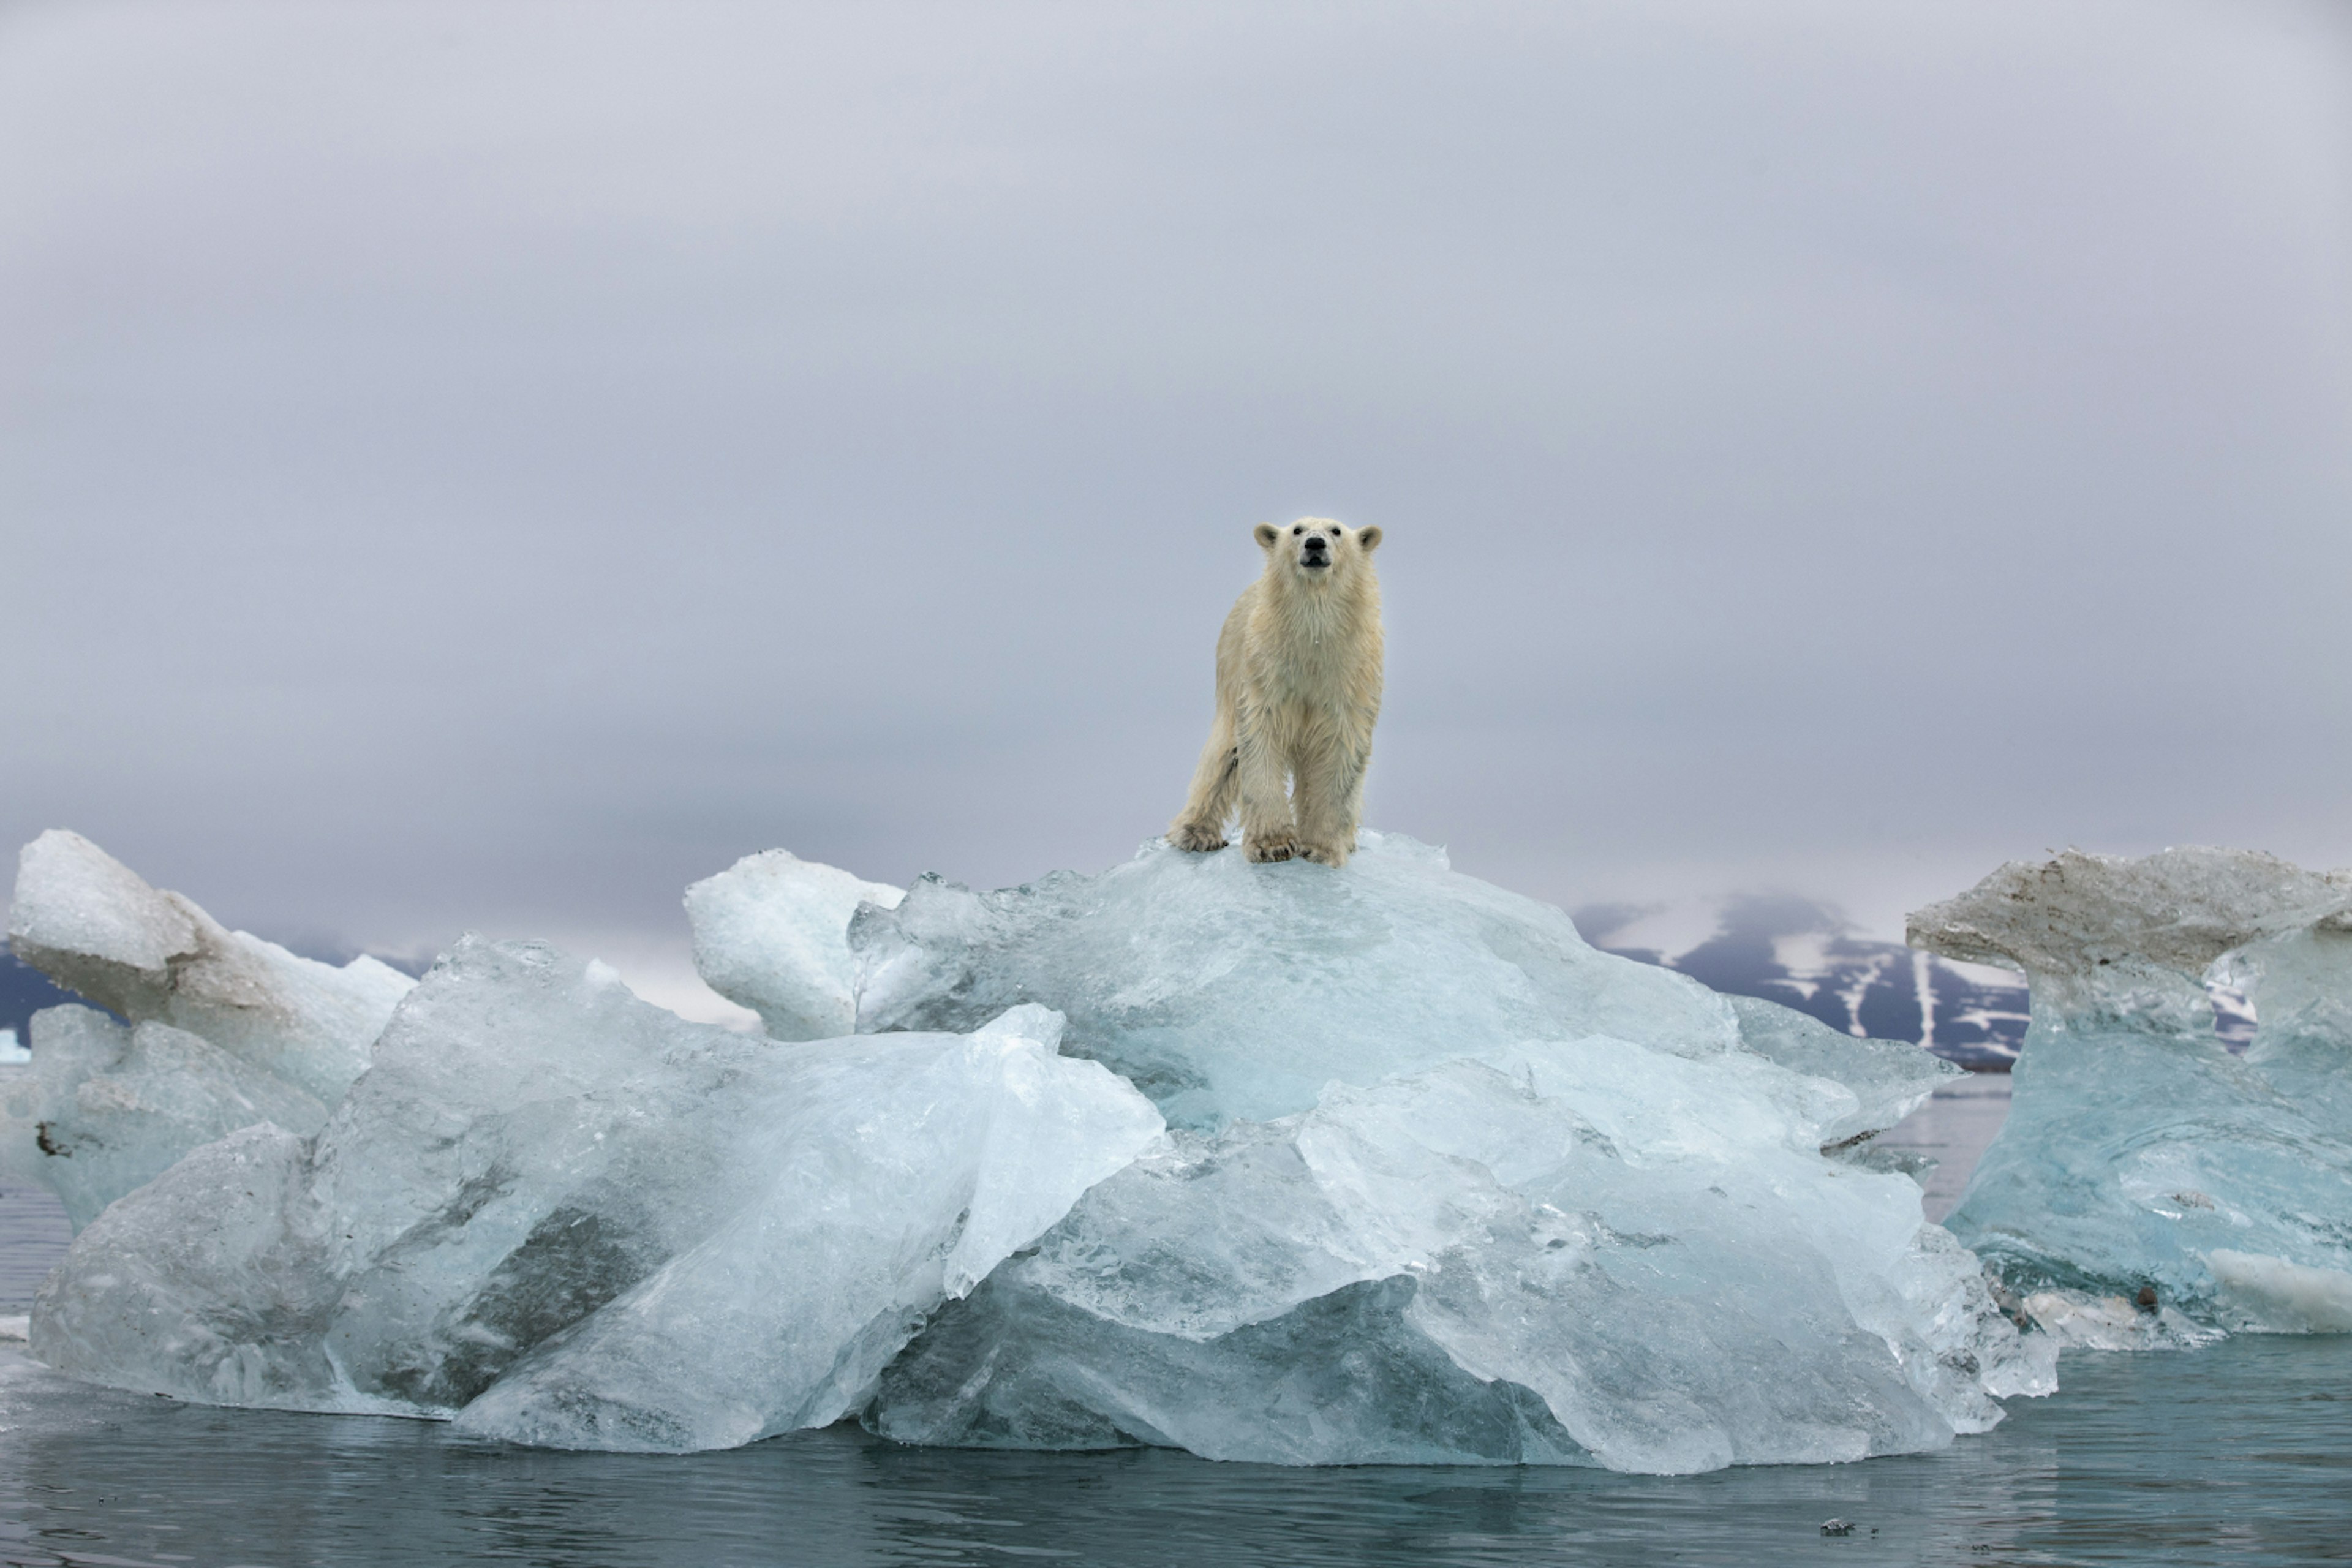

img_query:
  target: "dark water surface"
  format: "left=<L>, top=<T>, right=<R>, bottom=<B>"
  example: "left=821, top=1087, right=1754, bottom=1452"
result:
left=6, top=1079, right=2348, bottom=1567
left=1880, top=1071, right=2011, bottom=1224
left=2, top=1338, right=2349, bottom=1567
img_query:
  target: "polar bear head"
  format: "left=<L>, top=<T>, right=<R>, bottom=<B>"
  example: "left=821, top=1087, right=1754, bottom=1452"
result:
left=1254, top=517, right=1382, bottom=584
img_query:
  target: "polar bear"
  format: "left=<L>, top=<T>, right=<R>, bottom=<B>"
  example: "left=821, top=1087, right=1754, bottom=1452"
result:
left=1168, top=518, right=1385, bottom=867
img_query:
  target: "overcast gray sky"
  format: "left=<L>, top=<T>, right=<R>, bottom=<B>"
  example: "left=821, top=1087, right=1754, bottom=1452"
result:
left=5, top=0, right=2350, bottom=1011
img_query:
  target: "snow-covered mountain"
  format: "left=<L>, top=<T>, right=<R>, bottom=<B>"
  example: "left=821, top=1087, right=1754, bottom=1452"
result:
left=1575, top=894, right=2032, bottom=1069
left=0, top=947, right=73, bottom=1044
left=1577, top=893, right=2260, bottom=1070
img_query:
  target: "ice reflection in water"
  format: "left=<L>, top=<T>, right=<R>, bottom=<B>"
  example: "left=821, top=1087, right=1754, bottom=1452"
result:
left=4, top=1079, right=2345, bottom=1567
left=1877, top=1072, right=2012, bottom=1224
left=2, top=1335, right=2348, bottom=1567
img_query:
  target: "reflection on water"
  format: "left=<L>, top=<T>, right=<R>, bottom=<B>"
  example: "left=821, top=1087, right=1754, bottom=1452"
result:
left=3, top=1336, right=2348, bottom=1567
left=4, top=1079, right=2345, bottom=1567
left=1877, top=1073, right=2011, bottom=1224
left=0, top=1184, right=69, bottom=1313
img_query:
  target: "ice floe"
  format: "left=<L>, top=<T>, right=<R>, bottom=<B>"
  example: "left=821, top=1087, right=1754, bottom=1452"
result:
left=1911, top=847, right=2352, bottom=1331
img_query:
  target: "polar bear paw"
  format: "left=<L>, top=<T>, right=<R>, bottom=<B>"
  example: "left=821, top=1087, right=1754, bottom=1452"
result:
left=1299, top=840, right=1352, bottom=868
left=1168, top=821, right=1229, bottom=853
left=1245, top=832, right=1303, bottom=864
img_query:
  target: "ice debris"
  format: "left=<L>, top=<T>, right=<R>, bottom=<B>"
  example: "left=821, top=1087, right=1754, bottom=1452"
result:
left=2017, top=1290, right=2219, bottom=1352
left=3, top=831, right=411, bottom=1227
left=685, top=848, right=904, bottom=1040
left=24, top=829, right=2043, bottom=1469
left=32, top=938, right=1163, bottom=1450
left=1910, top=847, right=2352, bottom=1330
left=0, top=1007, right=328, bottom=1230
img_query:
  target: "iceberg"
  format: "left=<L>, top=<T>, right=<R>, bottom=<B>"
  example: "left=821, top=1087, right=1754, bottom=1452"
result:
left=714, top=832, right=2045, bottom=1467
left=2, top=830, right=412, bottom=1226
left=22, top=829, right=2050, bottom=1470
left=1910, top=848, right=2352, bottom=1332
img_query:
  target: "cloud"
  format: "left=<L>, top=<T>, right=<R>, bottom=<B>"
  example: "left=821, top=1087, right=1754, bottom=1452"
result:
left=2, top=0, right=2346, bottom=968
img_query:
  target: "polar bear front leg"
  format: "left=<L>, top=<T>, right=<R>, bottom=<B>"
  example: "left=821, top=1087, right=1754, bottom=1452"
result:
left=1292, top=737, right=1364, bottom=867
left=1235, top=726, right=1301, bottom=863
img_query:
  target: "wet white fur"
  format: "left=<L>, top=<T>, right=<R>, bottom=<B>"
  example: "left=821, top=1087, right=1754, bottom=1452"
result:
left=1168, top=518, right=1385, bottom=867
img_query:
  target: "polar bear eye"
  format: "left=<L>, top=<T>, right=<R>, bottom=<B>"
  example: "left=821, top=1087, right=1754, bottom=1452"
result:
left=1292, top=526, right=1303, bottom=535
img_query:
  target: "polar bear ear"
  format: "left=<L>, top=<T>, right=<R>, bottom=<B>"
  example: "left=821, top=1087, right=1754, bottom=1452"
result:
left=1357, top=526, right=1383, bottom=553
left=1254, top=524, right=1281, bottom=549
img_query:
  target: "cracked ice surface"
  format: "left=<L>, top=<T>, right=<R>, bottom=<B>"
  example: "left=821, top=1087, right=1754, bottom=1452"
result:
left=1910, top=848, right=2352, bottom=1331
left=2, top=831, right=410, bottom=1227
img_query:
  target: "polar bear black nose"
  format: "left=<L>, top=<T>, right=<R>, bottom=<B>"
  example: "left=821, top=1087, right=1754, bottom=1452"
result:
left=1305, top=535, right=1327, bottom=550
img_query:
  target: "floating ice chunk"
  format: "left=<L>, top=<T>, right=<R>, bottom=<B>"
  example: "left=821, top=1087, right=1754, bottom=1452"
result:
left=871, top=1035, right=2047, bottom=1472
left=2018, top=1290, right=2219, bottom=1351
left=453, top=1004, right=1161, bottom=1452
left=1910, top=848, right=2352, bottom=1323
left=2204, top=1250, right=2352, bottom=1334
left=0, top=1006, right=328, bottom=1230
left=685, top=848, right=905, bottom=1040
left=854, top=832, right=1757, bottom=1130
left=32, top=937, right=1163, bottom=1452
left=8, top=831, right=412, bottom=1104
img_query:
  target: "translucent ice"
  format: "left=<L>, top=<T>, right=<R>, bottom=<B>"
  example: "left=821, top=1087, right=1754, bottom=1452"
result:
left=828, top=834, right=2023, bottom=1470
left=32, top=938, right=1163, bottom=1451
left=849, top=831, right=1954, bottom=1133
left=30, top=832, right=2029, bottom=1472
left=8, top=830, right=412, bottom=1104
left=684, top=848, right=905, bottom=1040
left=4, top=831, right=408, bottom=1226
left=1910, top=848, right=2352, bottom=1328
left=0, top=1006, right=327, bottom=1230
left=872, top=1035, right=2045, bottom=1471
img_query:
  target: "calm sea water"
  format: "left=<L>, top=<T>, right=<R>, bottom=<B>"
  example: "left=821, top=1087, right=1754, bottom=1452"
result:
left=2, top=1077, right=2346, bottom=1568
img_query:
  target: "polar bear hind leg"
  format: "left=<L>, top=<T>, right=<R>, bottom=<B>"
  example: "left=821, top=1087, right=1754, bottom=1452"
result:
left=1168, top=707, right=1239, bottom=852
